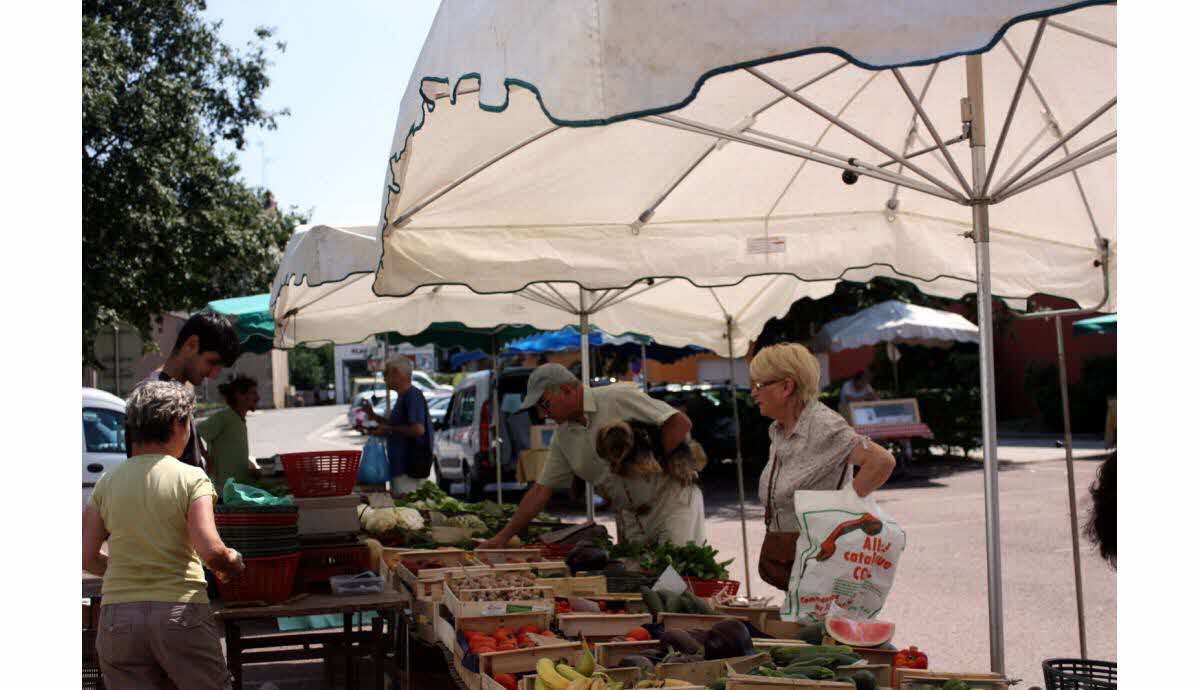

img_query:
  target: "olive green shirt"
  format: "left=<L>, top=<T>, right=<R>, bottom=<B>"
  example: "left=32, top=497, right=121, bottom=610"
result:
left=537, top=383, right=678, bottom=489
left=89, top=454, right=217, bottom=605
left=197, top=406, right=251, bottom=490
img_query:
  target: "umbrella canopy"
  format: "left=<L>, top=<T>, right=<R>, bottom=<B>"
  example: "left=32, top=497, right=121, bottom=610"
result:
left=813, top=299, right=980, bottom=352
left=1072, top=312, right=1116, bottom=335
left=373, top=1, right=1115, bottom=313
left=204, top=293, right=274, bottom=354
left=271, top=224, right=837, bottom=356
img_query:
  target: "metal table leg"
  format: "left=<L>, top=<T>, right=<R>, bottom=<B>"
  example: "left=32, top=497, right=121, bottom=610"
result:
left=225, top=620, right=243, bottom=690
left=343, top=612, right=355, bottom=688
left=372, top=617, right=385, bottom=690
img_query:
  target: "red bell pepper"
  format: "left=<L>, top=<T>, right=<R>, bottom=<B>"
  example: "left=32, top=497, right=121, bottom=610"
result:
left=894, top=645, right=928, bottom=670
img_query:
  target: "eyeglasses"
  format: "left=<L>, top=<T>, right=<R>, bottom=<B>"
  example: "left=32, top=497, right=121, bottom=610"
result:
left=751, top=379, right=783, bottom=391
left=537, top=394, right=552, bottom=414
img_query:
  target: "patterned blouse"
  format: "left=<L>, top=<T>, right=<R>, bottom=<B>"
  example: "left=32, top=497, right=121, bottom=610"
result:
left=758, top=400, right=861, bottom=532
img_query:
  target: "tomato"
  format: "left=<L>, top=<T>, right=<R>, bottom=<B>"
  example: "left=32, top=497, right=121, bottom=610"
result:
left=493, top=673, right=519, bottom=690
left=463, top=629, right=486, bottom=640
left=518, top=623, right=541, bottom=636
left=624, top=626, right=651, bottom=641
left=494, top=627, right=514, bottom=639
left=495, top=641, right=517, bottom=651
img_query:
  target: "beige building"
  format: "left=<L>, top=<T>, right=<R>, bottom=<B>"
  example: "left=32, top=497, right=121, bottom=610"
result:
left=83, top=312, right=289, bottom=409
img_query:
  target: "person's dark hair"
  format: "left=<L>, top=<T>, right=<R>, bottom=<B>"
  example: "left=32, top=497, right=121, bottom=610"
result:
left=218, top=374, right=258, bottom=407
left=126, top=381, right=195, bottom=445
left=173, top=312, right=240, bottom=367
left=854, top=370, right=868, bottom=382
left=1085, top=453, right=1116, bottom=568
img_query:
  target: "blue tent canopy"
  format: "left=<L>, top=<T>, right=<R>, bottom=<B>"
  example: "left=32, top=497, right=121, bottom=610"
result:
left=502, top=326, right=708, bottom=364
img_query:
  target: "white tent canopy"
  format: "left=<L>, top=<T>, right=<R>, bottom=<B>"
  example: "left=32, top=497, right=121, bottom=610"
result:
left=813, top=300, right=980, bottom=352
left=374, top=1, right=1114, bottom=313
left=271, top=224, right=839, bottom=356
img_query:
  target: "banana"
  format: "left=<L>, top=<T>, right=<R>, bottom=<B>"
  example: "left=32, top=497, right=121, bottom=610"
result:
left=577, top=641, right=596, bottom=677
left=558, top=664, right=585, bottom=682
left=537, top=658, right=572, bottom=690
left=662, top=681, right=691, bottom=688
left=535, top=680, right=552, bottom=690
left=587, top=677, right=608, bottom=690
left=566, top=679, right=591, bottom=690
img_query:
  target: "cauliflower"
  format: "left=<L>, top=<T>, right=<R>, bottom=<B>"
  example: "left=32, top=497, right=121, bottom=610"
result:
left=361, top=507, right=425, bottom=535
left=394, top=507, right=424, bottom=532
left=447, top=514, right=486, bottom=530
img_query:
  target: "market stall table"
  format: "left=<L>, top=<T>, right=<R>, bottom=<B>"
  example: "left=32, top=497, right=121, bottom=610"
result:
left=212, top=591, right=408, bottom=690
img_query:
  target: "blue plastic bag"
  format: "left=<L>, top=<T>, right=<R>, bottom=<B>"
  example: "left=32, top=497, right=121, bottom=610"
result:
left=357, top=436, right=390, bottom=485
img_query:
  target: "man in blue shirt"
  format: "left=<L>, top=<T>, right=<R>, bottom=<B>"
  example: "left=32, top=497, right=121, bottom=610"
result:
left=359, top=358, right=433, bottom=496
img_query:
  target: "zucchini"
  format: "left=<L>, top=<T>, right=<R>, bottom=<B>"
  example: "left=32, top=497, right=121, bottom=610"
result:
left=662, top=591, right=683, bottom=614
left=640, top=587, right=664, bottom=617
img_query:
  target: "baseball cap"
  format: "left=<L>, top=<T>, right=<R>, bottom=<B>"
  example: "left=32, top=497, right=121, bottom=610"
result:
left=520, top=363, right=578, bottom=410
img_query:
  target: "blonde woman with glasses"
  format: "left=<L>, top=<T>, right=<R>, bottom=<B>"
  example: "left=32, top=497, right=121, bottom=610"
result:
left=749, top=343, right=896, bottom=590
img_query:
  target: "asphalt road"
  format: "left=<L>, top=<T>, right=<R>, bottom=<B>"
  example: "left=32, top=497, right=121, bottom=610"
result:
left=249, top=405, right=1115, bottom=689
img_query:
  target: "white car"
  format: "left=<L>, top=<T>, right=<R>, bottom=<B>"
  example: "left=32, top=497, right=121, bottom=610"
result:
left=347, top=389, right=452, bottom=431
left=83, top=387, right=127, bottom=507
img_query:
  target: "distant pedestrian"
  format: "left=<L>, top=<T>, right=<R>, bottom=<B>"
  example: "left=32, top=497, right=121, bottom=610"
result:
left=359, top=357, right=433, bottom=497
left=198, top=374, right=260, bottom=491
left=838, top=369, right=879, bottom=421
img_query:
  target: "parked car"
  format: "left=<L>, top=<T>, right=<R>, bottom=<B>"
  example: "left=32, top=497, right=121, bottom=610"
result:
left=646, top=382, right=771, bottom=470
left=432, top=367, right=537, bottom=500
left=428, top=393, right=451, bottom=426
left=350, top=371, right=453, bottom=401
left=83, top=387, right=127, bottom=507
left=348, top=389, right=453, bottom=433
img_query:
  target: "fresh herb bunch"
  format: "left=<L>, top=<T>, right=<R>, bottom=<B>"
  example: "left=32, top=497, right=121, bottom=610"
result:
left=641, top=542, right=733, bottom=580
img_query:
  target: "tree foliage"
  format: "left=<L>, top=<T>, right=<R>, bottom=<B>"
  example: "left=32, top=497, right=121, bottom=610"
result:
left=83, top=0, right=306, bottom=366
left=288, top=344, right=334, bottom=391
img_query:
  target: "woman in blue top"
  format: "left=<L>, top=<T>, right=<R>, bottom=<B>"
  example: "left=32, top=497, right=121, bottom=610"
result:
left=359, top=357, right=433, bottom=496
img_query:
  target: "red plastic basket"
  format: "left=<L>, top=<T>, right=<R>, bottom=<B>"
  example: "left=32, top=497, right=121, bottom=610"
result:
left=539, top=543, right=576, bottom=559
left=296, top=545, right=371, bottom=591
left=280, top=450, right=361, bottom=497
left=683, top=577, right=740, bottom=598
left=216, top=553, right=300, bottom=603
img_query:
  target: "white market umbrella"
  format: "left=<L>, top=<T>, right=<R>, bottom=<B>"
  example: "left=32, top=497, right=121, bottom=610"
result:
left=371, top=2, right=1116, bottom=669
left=272, top=223, right=840, bottom=594
left=813, top=299, right=980, bottom=389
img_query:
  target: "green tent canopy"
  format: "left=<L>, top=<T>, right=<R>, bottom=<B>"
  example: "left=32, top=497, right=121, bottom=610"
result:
left=1072, top=313, right=1116, bottom=335
left=204, top=294, right=274, bottom=354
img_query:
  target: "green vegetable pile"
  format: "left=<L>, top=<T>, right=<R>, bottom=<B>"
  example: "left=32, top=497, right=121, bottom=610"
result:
left=641, top=542, right=733, bottom=580
left=737, top=646, right=870, bottom=687
left=389, top=481, right=563, bottom=544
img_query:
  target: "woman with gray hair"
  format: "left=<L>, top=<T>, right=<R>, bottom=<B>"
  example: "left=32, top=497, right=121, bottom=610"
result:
left=82, top=380, right=244, bottom=689
left=750, top=343, right=896, bottom=590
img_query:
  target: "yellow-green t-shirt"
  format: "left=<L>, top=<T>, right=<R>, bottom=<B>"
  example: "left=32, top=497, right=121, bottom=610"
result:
left=89, top=454, right=217, bottom=604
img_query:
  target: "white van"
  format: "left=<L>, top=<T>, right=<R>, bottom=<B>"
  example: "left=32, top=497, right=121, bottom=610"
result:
left=432, top=368, right=539, bottom=500
left=82, top=387, right=127, bottom=507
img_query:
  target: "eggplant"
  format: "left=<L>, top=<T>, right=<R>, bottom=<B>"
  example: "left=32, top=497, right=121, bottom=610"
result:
left=705, top=620, right=754, bottom=660
left=660, top=630, right=703, bottom=656
left=565, top=545, right=609, bottom=573
left=617, top=655, right=655, bottom=677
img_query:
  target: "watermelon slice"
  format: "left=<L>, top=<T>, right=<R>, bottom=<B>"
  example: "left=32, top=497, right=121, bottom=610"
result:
left=825, top=615, right=895, bottom=647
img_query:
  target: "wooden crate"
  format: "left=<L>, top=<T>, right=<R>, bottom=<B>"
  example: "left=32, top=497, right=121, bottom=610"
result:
left=715, top=603, right=780, bottom=631
left=474, top=548, right=551, bottom=565
left=894, top=668, right=1009, bottom=689
left=582, top=592, right=648, bottom=614
left=537, top=574, right=608, bottom=597
left=593, top=639, right=660, bottom=668
left=725, top=674, right=854, bottom=689
left=383, top=548, right=474, bottom=599
left=656, top=652, right=769, bottom=686
left=658, top=612, right=750, bottom=630
left=556, top=612, right=652, bottom=638
left=833, top=664, right=891, bottom=688
left=515, top=667, right=641, bottom=690
left=481, top=641, right=586, bottom=678
left=819, top=635, right=899, bottom=668
left=444, top=584, right=555, bottom=618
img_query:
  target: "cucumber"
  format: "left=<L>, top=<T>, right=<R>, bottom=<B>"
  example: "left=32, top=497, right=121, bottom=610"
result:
left=782, top=665, right=835, bottom=680
left=769, top=645, right=852, bottom=666
left=640, top=587, right=664, bottom=617
left=682, top=592, right=715, bottom=615
left=662, top=591, right=683, bottom=614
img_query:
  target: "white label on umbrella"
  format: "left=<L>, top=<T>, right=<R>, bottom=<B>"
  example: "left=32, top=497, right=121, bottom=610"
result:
left=747, top=236, right=786, bottom=255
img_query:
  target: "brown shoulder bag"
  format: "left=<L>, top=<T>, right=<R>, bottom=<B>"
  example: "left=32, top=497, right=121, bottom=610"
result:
left=758, top=458, right=851, bottom=590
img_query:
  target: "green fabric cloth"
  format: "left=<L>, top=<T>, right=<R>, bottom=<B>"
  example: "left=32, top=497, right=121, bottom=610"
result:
left=197, top=407, right=252, bottom=489
left=204, top=293, right=274, bottom=354
left=277, top=611, right=379, bottom=631
left=1073, top=313, right=1116, bottom=335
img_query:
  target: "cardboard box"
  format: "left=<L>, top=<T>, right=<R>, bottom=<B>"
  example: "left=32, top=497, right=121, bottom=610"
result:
left=529, top=424, right=556, bottom=449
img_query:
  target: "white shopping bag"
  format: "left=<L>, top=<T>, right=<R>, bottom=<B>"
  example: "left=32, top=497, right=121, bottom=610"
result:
left=780, top=483, right=906, bottom=622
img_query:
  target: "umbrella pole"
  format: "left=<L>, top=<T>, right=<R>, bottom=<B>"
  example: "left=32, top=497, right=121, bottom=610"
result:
left=1055, top=315, right=1089, bottom=658
left=641, top=342, right=648, bottom=391
left=725, top=317, right=752, bottom=599
left=967, top=54, right=1006, bottom=674
left=492, top=333, right=503, bottom=506
left=579, top=290, right=595, bottom=522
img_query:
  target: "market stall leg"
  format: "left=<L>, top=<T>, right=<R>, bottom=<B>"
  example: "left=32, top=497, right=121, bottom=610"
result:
left=224, top=619, right=243, bottom=690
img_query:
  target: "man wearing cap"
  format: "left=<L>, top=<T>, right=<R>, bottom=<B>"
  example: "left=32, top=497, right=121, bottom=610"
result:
left=479, top=364, right=706, bottom=548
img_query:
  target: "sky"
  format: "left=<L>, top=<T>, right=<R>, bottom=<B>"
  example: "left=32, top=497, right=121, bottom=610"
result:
left=201, top=1, right=441, bottom=225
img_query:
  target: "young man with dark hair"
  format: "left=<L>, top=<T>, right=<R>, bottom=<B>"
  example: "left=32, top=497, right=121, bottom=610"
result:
left=126, top=312, right=241, bottom=470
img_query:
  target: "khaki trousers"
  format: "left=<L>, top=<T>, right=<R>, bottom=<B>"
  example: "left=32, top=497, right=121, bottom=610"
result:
left=96, top=601, right=233, bottom=690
